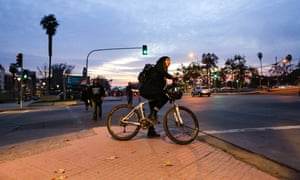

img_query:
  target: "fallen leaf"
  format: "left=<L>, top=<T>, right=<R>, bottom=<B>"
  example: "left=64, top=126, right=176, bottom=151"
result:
left=54, top=168, right=65, bottom=174
left=105, top=155, right=119, bottom=160
left=163, top=160, right=173, bottom=166
left=51, top=175, right=68, bottom=180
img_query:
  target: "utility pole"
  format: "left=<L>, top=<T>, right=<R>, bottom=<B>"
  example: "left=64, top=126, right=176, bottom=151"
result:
left=275, top=56, right=279, bottom=85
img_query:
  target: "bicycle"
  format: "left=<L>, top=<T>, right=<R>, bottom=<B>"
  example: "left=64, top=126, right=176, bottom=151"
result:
left=106, top=83, right=199, bottom=145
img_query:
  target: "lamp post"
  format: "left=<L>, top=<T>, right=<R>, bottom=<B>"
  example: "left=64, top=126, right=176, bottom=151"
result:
left=188, top=52, right=201, bottom=87
left=257, top=52, right=263, bottom=89
left=282, top=58, right=288, bottom=85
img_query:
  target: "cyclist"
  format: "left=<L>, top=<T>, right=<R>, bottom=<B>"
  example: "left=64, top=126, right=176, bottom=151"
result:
left=139, top=56, right=175, bottom=137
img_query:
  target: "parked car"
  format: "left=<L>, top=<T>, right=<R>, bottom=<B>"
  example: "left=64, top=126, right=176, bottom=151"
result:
left=191, top=86, right=212, bottom=97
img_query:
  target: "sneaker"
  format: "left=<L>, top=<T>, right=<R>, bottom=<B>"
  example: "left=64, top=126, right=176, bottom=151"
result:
left=147, top=126, right=160, bottom=138
left=147, top=131, right=160, bottom=138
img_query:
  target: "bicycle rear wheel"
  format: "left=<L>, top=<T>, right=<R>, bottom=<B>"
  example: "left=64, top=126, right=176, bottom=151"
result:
left=107, top=104, right=141, bottom=140
left=163, top=106, right=199, bottom=145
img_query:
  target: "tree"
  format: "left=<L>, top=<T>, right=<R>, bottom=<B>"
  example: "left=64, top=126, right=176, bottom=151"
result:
left=176, top=62, right=205, bottom=87
left=52, top=63, right=74, bottom=91
left=201, top=53, right=218, bottom=86
left=257, top=52, right=263, bottom=87
left=224, top=55, right=249, bottom=89
left=286, top=54, right=292, bottom=64
left=40, top=14, right=59, bottom=93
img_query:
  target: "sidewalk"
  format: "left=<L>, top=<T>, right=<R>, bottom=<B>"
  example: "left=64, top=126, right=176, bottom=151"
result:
left=0, top=98, right=278, bottom=179
left=0, top=96, right=122, bottom=112
left=0, top=101, right=32, bottom=111
left=0, top=126, right=276, bottom=179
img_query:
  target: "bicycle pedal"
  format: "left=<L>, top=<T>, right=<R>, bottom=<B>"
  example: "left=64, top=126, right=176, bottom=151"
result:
left=140, top=118, right=151, bottom=129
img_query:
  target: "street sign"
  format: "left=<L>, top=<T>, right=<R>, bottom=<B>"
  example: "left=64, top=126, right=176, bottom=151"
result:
left=66, top=76, right=89, bottom=88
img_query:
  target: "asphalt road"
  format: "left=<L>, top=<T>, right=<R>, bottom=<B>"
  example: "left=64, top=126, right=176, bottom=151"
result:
left=180, top=94, right=300, bottom=172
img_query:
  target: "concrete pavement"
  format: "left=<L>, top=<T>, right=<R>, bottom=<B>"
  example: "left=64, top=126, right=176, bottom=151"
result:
left=0, top=126, right=277, bottom=180
left=0, top=99, right=278, bottom=179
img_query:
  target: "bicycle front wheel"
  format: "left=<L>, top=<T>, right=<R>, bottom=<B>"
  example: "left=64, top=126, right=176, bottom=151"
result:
left=107, top=104, right=141, bottom=141
left=163, top=106, right=199, bottom=145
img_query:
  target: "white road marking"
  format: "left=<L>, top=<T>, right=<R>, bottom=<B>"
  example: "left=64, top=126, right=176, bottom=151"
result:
left=201, top=125, right=300, bottom=135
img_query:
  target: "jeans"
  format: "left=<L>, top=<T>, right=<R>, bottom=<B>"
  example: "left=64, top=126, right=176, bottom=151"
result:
left=91, top=100, right=102, bottom=120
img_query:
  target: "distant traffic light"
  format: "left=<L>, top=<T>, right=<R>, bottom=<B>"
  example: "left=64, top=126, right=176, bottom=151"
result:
left=142, top=45, right=148, bottom=55
left=82, top=67, right=87, bottom=77
left=213, top=72, right=218, bottom=79
left=16, top=53, right=23, bottom=68
left=22, top=70, right=28, bottom=81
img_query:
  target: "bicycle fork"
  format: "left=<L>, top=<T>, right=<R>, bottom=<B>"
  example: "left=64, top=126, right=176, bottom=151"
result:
left=173, top=104, right=184, bottom=126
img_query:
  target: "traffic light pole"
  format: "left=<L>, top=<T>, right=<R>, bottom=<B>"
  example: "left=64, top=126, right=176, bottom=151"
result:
left=18, top=69, right=23, bottom=109
left=16, top=53, right=24, bottom=109
left=85, top=46, right=146, bottom=77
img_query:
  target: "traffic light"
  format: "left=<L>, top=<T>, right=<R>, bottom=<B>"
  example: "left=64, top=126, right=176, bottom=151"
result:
left=213, top=72, right=218, bottom=79
left=22, top=70, right=28, bottom=81
left=142, top=45, right=148, bottom=55
left=16, top=53, right=23, bottom=68
left=82, top=67, right=87, bottom=77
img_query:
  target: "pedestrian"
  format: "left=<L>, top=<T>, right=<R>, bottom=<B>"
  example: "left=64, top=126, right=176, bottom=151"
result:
left=81, top=86, right=90, bottom=112
left=139, top=56, right=175, bottom=137
left=126, top=82, right=133, bottom=105
left=89, top=78, right=105, bottom=121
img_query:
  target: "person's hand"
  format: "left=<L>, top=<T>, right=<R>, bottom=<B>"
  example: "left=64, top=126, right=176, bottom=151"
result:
left=172, top=77, right=178, bottom=82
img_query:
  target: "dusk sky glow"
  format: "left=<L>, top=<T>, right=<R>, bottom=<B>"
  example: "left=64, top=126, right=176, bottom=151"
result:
left=1, top=0, right=299, bottom=86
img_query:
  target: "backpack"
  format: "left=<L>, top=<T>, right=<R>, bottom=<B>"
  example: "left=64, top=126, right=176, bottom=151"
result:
left=138, top=64, right=154, bottom=84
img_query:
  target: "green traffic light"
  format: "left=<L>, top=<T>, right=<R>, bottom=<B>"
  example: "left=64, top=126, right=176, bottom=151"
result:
left=142, top=45, right=148, bottom=55
left=22, top=70, right=28, bottom=80
left=213, top=73, right=218, bottom=79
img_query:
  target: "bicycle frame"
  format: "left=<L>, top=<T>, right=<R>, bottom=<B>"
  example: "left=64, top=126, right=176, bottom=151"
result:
left=121, top=96, right=185, bottom=129
left=120, top=99, right=151, bottom=126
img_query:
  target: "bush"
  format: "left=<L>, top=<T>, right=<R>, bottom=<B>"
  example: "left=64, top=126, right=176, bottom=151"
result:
left=0, top=92, right=16, bottom=103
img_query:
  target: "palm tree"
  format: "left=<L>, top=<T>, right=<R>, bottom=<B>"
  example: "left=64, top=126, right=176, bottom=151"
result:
left=40, top=14, right=59, bottom=93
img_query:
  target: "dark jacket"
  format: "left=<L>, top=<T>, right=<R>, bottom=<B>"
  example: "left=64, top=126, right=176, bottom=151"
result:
left=140, top=59, right=173, bottom=97
left=81, top=87, right=90, bottom=101
left=89, top=84, right=105, bottom=104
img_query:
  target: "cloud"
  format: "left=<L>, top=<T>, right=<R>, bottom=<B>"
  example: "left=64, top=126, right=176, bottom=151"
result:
left=0, top=0, right=299, bottom=86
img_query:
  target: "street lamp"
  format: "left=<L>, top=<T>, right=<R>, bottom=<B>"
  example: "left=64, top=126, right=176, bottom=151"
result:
left=189, top=52, right=195, bottom=59
left=188, top=52, right=200, bottom=87
left=282, top=58, right=288, bottom=85
left=189, top=52, right=201, bottom=64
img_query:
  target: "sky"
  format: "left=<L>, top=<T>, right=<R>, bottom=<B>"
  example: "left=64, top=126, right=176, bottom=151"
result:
left=0, top=0, right=299, bottom=86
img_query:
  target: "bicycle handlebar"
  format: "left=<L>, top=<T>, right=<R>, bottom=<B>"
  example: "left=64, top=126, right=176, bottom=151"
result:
left=165, top=82, right=183, bottom=100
